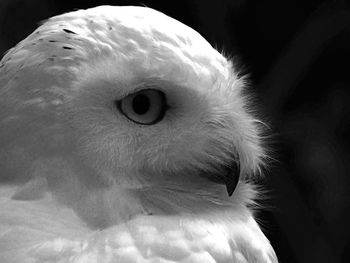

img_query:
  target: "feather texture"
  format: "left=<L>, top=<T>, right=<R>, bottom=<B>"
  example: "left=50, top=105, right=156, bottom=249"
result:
left=0, top=6, right=277, bottom=262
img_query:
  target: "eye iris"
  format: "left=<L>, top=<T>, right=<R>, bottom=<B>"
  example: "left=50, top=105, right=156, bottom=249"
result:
left=132, top=94, right=150, bottom=115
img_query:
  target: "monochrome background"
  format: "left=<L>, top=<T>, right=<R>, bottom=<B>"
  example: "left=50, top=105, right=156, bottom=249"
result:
left=1, top=0, right=349, bottom=262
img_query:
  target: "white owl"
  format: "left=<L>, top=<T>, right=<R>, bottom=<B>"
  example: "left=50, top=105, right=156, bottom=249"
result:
left=0, top=6, right=277, bottom=263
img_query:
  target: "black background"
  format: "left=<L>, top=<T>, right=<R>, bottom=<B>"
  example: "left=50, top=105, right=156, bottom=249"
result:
left=1, top=0, right=349, bottom=262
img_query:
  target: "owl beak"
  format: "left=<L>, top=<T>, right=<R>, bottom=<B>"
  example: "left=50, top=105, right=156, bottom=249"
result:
left=200, top=161, right=240, bottom=197
left=224, top=162, right=240, bottom=196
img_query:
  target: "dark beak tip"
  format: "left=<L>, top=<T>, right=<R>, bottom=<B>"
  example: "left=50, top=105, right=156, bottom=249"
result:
left=225, top=172, right=240, bottom=197
left=226, top=183, right=236, bottom=197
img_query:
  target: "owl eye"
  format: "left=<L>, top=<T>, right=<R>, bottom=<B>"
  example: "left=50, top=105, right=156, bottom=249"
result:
left=117, top=89, right=168, bottom=125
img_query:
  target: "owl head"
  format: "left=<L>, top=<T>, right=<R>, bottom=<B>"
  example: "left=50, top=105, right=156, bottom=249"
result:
left=0, top=6, right=266, bottom=214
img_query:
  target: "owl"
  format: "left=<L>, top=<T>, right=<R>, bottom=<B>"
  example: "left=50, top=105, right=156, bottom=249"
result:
left=0, top=6, right=277, bottom=263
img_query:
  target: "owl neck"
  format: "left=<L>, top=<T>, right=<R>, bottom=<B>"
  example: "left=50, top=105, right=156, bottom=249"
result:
left=74, top=175, right=254, bottom=230
left=39, top=167, right=254, bottom=230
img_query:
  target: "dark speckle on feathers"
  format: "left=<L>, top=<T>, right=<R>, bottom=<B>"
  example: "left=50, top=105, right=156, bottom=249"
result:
left=63, top=29, right=77, bottom=35
left=62, top=46, right=73, bottom=50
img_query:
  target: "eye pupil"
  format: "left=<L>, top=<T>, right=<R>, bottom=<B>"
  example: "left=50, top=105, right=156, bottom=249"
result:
left=132, top=94, right=150, bottom=115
